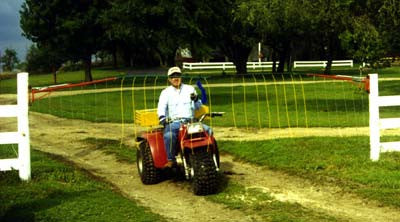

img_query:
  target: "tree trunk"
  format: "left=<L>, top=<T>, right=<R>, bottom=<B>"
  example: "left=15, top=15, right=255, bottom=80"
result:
left=52, top=66, right=57, bottom=84
left=277, top=53, right=286, bottom=73
left=167, top=53, right=176, bottom=67
left=277, top=41, right=290, bottom=73
left=225, top=44, right=252, bottom=75
left=233, top=58, right=247, bottom=75
left=324, top=36, right=333, bottom=74
left=83, top=56, right=93, bottom=82
left=272, top=49, right=277, bottom=74
left=112, top=49, right=117, bottom=69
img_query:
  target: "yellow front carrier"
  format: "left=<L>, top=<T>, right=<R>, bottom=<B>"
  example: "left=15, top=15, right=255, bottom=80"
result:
left=135, top=105, right=209, bottom=127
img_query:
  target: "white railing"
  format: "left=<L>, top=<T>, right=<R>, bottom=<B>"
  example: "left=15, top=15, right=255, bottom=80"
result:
left=0, top=72, right=30, bottom=180
left=183, top=61, right=279, bottom=71
left=293, top=60, right=353, bottom=68
left=369, top=73, right=400, bottom=161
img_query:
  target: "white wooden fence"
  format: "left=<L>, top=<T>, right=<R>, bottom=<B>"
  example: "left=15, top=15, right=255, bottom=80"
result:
left=183, top=60, right=353, bottom=70
left=293, top=60, right=353, bottom=68
left=0, top=72, right=30, bottom=180
left=183, top=61, right=279, bottom=70
left=369, top=73, right=400, bottom=161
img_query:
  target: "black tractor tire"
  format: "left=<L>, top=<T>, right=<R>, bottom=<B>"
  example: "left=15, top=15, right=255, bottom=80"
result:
left=137, top=141, right=160, bottom=184
left=191, top=151, right=218, bottom=195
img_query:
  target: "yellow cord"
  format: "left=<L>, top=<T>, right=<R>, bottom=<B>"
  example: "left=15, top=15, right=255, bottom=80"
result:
left=290, top=75, right=299, bottom=127
left=323, top=78, right=332, bottom=127
left=299, top=75, right=308, bottom=128
left=272, top=75, right=281, bottom=128
left=153, top=76, right=158, bottom=108
left=281, top=75, right=291, bottom=129
left=132, top=77, right=137, bottom=140
left=231, top=77, right=237, bottom=128
left=143, top=76, right=147, bottom=110
left=203, top=77, right=212, bottom=127
left=120, top=77, right=125, bottom=148
left=242, top=75, right=248, bottom=130
left=252, top=74, right=261, bottom=129
left=261, top=75, right=271, bottom=128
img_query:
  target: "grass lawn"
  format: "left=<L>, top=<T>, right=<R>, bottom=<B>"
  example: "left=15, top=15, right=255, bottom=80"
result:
left=0, top=145, right=164, bottom=222
left=30, top=78, right=400, bottom=128
left=218, top=136, right=400, bottom=208
left=1, top=65, right=399, bottom=94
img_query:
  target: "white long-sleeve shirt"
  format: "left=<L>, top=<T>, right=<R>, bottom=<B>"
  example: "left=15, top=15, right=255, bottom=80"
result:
left=157, top=83, right=202, bottom=120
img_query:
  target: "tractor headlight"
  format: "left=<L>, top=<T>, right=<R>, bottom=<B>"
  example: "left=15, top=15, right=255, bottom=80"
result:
left=187, top=123, right=204, bottom=134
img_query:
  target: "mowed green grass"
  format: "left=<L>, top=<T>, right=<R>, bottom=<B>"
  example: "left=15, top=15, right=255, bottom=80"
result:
left=219, top=136, right=400, bottom=208
left=31, top=77, right=400, bottom=128
left=0, top=65, right=399, bottom=94
left=0, top=144, right=164, bottom=222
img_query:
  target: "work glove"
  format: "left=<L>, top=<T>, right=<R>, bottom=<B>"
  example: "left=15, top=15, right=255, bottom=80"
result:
left=190, top=93, right=198, bottom=102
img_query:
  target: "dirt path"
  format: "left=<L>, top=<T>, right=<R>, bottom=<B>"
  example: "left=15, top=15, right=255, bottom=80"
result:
left=1, top=109, right=400, bottom=221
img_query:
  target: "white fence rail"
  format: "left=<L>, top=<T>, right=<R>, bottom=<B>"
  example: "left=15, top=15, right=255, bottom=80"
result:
left=369, top=73, right=400, bottom=161
left=0, top=72, right=30, bottom=180
left=293, top=60, right=353, bottom=68
left=183, top=61, right=279, bottom=71
left=183, top=60, right=353, bottom=70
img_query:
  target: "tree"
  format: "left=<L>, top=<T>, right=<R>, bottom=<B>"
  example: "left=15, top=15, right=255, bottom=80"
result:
left=25, top=44, right=64, bottom=83
left=304, top=0, right=353, bottom=74
left=20, top=0, right=109, bottom=81
left=1, top=48, right=19, bottom=72
left=339, top=16, right=384, bottom=64
left=205, top=0, right=259, bottom=74
left=101, top=0, right=235, bottom=69
left=237, top=0, right=309, bottom=73
left=376, top=0, right=400, bottom=57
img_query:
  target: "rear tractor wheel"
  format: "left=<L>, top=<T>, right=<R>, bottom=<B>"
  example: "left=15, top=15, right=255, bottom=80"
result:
left=137, top=141, right=160, bottom=184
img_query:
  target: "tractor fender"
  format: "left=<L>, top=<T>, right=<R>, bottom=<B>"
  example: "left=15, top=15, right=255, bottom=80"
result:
left=138, top=131, right=168, bottom=168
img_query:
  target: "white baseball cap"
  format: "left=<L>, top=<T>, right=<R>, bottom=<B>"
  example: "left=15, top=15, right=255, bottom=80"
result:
left=167, top=66, right=182, bottom=77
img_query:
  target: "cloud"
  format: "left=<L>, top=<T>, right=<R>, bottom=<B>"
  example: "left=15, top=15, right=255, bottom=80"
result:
left=0, top=0, right=31, bottom=60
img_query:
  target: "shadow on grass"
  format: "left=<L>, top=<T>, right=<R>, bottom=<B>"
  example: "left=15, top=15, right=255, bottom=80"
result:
left=1, top=190, right=89, bottom=222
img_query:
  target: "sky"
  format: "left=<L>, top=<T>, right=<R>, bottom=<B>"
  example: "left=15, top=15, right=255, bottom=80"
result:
left=0, top=0, right=32, bottom=61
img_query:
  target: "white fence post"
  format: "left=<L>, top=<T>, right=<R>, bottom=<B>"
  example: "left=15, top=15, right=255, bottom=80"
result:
left=369, top=73, right=400, bottom=161
left=0, top=72, right=30, bottom=180
left=369, top=74, right=380, bottom=161
left=18, top=73, right=30, bottom=180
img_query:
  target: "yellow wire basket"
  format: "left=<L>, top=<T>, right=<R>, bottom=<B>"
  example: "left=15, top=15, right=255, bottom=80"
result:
left=135, top=109, right=159, bottom=127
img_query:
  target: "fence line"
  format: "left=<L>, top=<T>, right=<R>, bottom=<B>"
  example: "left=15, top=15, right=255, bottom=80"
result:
left=293, top=60, right=353, bottom=68
left=0, top=72, right=31, bottom=180
left=369, top=73, right=400, bottom=161
left=183, top=60, right=353, bottom=70
left=183, top=61, right=279, bottom=70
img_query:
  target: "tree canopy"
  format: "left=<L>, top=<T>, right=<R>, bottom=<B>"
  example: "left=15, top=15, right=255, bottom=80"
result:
left=1, top=48, right=19, bottom=72
left=19, top=0, right=400, bottom=76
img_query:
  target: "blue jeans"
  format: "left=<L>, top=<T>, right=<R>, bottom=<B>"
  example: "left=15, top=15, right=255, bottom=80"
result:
left=163, top=121, right=212, bottom=161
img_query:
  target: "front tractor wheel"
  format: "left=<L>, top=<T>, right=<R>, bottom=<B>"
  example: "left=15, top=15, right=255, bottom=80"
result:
left=137, top=141, right=160, bottom=184
left=191, top=152, right=218, bottom=195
